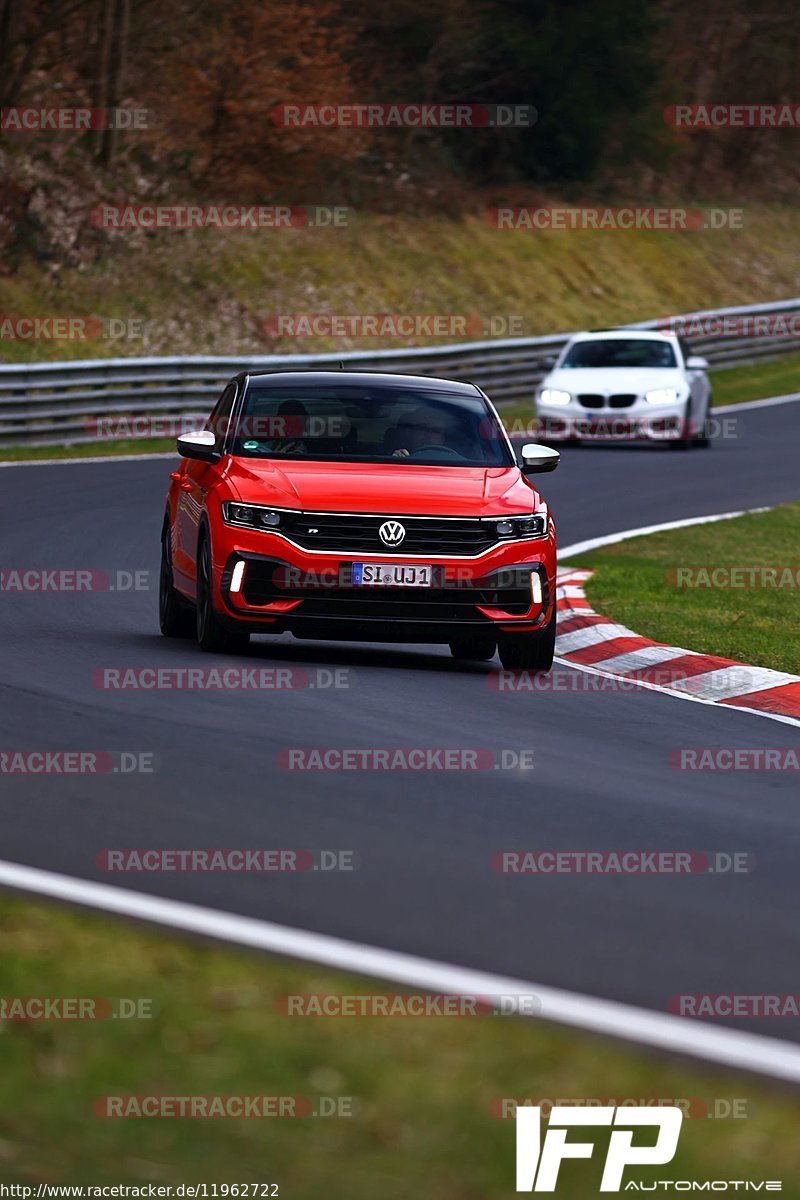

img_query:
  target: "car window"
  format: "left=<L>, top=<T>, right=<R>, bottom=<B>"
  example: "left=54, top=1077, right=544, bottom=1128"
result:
left=561, top=339, right=677, bottom=368
left=228, top=384, right=513, bottom=467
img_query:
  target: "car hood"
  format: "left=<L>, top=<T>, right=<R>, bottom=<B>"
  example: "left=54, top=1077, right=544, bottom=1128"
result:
left=543, top=367, right=688, bottom=394
left=224, top=459, right=540, bottom=517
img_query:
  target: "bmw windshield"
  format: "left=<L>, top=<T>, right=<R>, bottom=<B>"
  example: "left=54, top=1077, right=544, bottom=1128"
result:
left=561, top=339, right=678, bottom=368
left=227, top=384, right=513, bottom=467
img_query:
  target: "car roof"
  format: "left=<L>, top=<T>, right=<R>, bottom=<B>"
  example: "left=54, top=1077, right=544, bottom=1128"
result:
left=240, top=370, right=481, bottom=393
left=568, top=329, right=678, bottom=343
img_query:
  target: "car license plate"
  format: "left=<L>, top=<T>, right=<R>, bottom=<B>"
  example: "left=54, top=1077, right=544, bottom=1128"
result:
left=352, top=563, right=434, bottom=587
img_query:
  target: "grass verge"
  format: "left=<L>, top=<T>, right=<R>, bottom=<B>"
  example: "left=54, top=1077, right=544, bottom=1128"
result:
left=2, top=206, right=800, bottom=362
left=0, top=893, right=798, bottom=1193
left=575, top=502, right=800, bottom=675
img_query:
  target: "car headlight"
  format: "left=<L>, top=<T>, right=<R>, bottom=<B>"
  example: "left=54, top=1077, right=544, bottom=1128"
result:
left=491, top=513, right=548, bottom=539
left=645, top=388, right=680, bottom=405
left=222, top=502, right=285, bottom=530
left=539, top=388, right=571, bottom=406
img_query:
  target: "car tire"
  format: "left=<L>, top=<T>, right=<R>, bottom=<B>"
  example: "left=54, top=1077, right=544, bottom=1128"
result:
left=449, top=634, right=497, bottom=662
left=669, top=406, right=693, bottom=450
left=159, top=521, right=195, bottom=638
left=497, top=607, right=556, bottom=673
left=693, top=411, right=712, bottom=448
left=196, top=532, right=250, bottom=654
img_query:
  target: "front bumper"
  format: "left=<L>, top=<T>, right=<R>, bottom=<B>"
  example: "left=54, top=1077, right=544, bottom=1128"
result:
left=536, top=400, right=690, bottom=442
left=210, top=524, right=556, bottom=642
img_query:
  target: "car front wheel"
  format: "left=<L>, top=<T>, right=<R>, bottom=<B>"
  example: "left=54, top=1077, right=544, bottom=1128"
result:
left=196, top=533, right=250, bottom=654
left=497, top=608, right=556, bottom=673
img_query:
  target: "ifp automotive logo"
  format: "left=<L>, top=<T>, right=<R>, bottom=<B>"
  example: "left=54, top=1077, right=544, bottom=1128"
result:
left=514, top=1104, right=783, bottom=1192
left=515, top=1105, right=682, bottom=1192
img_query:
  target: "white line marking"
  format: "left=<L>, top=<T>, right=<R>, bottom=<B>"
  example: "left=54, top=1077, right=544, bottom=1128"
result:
left=553, top=656, right=800, bottom=730
left=1, top=856, right=800, bottom=1082
left=559, top=508, right=770, bottom=560
left=714, top=391, right=800, bottom=414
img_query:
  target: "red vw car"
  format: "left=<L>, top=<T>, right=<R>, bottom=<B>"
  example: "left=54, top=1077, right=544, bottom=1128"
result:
left=160, top=371, right=559, bottom=670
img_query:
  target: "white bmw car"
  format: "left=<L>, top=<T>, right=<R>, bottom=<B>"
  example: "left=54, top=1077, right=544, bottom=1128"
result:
left=535, top=329, right=712, bottom=448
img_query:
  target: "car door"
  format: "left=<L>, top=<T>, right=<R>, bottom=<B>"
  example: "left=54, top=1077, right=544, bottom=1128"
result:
left=174, top=383, right=237, bottom=589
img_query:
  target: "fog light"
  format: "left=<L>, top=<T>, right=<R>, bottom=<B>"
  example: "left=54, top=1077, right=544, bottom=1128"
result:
left=530, top=573, right=542, bottom=605
left=230, top=560, right=246, bottom=593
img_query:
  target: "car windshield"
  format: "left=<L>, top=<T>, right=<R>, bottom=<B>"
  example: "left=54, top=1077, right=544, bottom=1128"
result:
left=227, top=384, right=513, bottom=466
left=561, top=338, right=678, bottom=368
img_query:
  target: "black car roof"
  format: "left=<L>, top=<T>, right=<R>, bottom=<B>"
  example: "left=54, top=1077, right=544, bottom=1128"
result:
left=239, top=370, right=481, bottom=394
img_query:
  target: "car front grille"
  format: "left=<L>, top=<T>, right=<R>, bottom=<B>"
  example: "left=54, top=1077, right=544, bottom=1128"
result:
left=577, top=393, right=638, bottom=409
left=278, top=512, right=498, bottom=556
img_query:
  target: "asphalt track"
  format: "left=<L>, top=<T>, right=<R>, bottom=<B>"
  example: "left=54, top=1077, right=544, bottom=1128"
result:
left=1, top=397, right=800, bottom=1042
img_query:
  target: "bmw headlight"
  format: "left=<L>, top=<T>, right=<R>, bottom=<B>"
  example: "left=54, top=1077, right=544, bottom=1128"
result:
left=645, top=388, right=680, bottom=405
left=539, top=388, right=571, bottom=406
left=222, top=502, right=285, bottom=530
left=491, top=513, right=548, bottom=540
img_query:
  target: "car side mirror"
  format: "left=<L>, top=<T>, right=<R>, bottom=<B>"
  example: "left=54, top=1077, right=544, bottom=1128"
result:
left=686, top=355, right=709, bottom=370
left=176, top=429, right=220, bottom=462
left=520, top=443, right=560, bottom=474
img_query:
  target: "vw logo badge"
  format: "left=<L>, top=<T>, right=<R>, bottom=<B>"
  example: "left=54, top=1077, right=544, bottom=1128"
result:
left=378, top=520, right=406, bottom=547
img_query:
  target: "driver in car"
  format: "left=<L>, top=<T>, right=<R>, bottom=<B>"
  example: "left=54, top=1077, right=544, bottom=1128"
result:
left=391, top=407, right=448, bottom=457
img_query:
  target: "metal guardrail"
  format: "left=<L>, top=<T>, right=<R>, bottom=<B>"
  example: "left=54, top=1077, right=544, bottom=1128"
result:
left=1, top=297, right=798, bottom=446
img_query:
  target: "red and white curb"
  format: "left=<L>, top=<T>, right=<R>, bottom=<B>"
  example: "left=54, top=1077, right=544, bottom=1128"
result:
left=555, top=568, right=800, bottom=720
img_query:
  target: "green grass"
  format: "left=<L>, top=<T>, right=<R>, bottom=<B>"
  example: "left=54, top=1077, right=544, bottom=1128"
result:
left=0, top=438, right=176, bottom=461
left=2, top=205, right=800, bottom=362
left=1, top=893, right=799, bottom=1192
left=575, top=502, right=800, bottom=674
left=710, top=353, right=800, bottom=407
